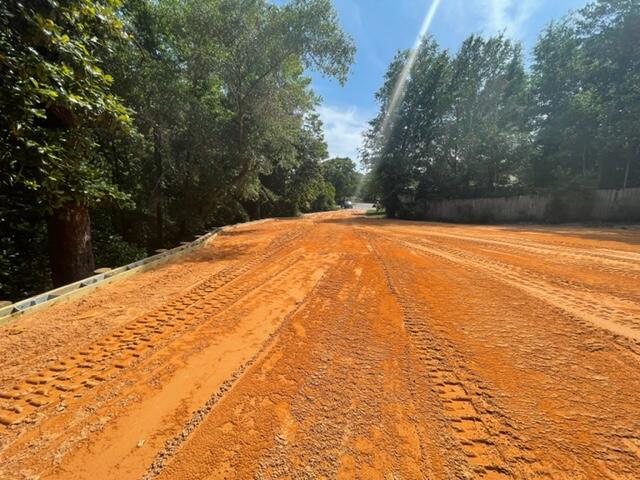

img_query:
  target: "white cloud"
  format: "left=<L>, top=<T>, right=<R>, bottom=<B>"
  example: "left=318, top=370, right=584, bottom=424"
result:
left=317, top=104, right=370, bottom=163
left=479, top=0, right=541, bottom=38
left=438, top=0, right=541, bottom=40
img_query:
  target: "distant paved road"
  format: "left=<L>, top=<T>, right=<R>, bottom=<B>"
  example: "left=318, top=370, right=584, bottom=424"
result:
left=353, top=202, right=374, bottom=210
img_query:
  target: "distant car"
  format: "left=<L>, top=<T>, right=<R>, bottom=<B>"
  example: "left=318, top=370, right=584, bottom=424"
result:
left=342, top=200, right=353, bottom=209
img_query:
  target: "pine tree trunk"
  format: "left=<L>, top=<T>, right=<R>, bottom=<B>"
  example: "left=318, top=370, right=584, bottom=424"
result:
left=623, top=157, right=631, bottom=190
left=47, top=202, right=95, bottom=287
left=623, top=145, right=640, bottom=190
left=154, top=126, right=164, bottom=247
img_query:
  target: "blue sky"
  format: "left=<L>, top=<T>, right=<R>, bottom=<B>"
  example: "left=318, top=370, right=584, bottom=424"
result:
left=310, top=0, right=591, bottom=164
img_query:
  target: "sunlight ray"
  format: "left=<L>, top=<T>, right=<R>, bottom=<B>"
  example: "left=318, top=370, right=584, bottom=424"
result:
left=380, top=0, right=442, bottom=138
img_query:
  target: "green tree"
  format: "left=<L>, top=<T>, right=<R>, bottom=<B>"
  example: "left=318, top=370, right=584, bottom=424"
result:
left=322, top=157, right=360, bottom=203
left=212, top=0, right=354, bottom=209
left=357, top=172, right=379, bottom=203
left=258, top=114, right=331, bottom=217
left=363, top=40, right=452, bottom=216
left=0, top=0, right=137, bottom=286
left=0, top=0, right=354, bottom=300
left=532, top=0, right=640, bottom=189
left=532, top=20, right=599, bottom=187
left=364, top=34, right=529, bottom=217
left=443, top=35, right=530, bottom=196
left=110, top=0, right=354, bottom=236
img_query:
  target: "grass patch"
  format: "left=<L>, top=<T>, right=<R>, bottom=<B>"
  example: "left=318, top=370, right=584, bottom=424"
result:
left=366, top=208, right=386, bottom=217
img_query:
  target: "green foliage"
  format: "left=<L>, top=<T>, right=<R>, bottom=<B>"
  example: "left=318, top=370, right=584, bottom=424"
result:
left=92, top=233, right=146, bottom=270
left=108, top=0, right=354, bottom=235
left=0, top=0, right=354, bottom=299
left=532, top=0, right=640, bottom=190
left=357, top=172, right=378, bottom=203
left=364, top=0, right=640, bottom=219
left=0, top=206, right=50, bottom=300
left=0, top=0, right=136, bottom=210
left=311, top=181, right=337, bottom=212
left=321, top=157, right=359, bottom=202
left=90, top=208, right=147, bottom=268
left=364, top=35, right=529, bottom=216
left=259, top=114, right=332, bottom=217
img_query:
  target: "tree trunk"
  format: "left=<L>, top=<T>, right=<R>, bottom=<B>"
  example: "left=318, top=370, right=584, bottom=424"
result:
left=623, top=145, right=640, bottom=190
left=154, top=126, right=164, bottom=248
left=255, top=200, right=261, bottom=220
left=597, top=158, right=605, bottom=189
left=155, top=203, right=164, bottom=247
left=47, top=202, right=95, bottom=287
left=623, top=156, right=631, bottom=190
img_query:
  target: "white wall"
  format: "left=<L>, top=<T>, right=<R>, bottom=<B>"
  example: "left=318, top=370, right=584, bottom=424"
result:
left=415, top=188, right=640, bottom=223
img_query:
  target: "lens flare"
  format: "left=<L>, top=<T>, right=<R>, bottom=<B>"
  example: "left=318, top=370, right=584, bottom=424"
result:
left=380, top=0, right=442, bottom=138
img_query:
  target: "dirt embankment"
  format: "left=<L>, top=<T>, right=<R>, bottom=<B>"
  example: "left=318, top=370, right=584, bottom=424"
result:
left=1, top=212, right=639, bottom=479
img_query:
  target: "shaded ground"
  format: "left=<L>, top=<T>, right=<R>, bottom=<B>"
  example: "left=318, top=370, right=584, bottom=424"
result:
left=1, top=211, right=639, bottom=479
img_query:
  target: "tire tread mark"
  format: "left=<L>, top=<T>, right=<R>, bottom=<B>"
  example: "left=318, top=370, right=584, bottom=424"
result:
left=363, top=230, right=549, bottom=479
left=0, top=227, right=309, bottom=427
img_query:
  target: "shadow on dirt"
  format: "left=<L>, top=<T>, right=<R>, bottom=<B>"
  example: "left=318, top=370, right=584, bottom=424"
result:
left=316, top=215, right=640, bottom=246
left=497, top=224, right=640, bottom=246
left=219, top=228, right=261, bottom=237
left=184, top=243, right=252, bottom=264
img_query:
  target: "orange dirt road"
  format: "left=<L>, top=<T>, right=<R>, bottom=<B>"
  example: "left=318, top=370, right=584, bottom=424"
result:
left=1, top=211, right=640, bottom=479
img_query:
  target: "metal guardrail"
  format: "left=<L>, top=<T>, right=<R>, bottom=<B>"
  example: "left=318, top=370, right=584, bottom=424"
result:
left=0, top=228, right=222, bottom=323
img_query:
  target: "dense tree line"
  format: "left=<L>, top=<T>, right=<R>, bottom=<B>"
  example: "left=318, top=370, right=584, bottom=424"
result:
left=320, top=157, right=360, bottom=204
left=363, top=0, right=640, bottom=218
left=0, top=0, right=356, bottom=300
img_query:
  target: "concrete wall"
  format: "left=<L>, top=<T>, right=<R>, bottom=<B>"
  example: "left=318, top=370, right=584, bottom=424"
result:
left=409, top=187, right=640, bottom=223
left=592, top=188, right=640, bottom=220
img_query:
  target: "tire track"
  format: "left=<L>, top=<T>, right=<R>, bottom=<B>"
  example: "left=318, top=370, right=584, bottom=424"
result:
left=365, top=231, right=550, bottom=479
left=393, top=227, right=640, bottom=270
left=395, top=236, right=640, bottom=344
left=152, top=235, right=441, bottom=480
left=140, top=258, right=342, bottom=480
left=0, top=227, right=308, bottom=428
left=381, top=229, right=640, bottom=292
left=2, top=212, right=640, bottom=479
left=148, top=255, right=359, bottom=479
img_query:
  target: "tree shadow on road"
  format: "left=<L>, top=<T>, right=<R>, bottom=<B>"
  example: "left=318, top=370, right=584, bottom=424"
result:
left=183, top=243, right=252, bottom=264
left=317, top=215, right=640, bottom=247
left=219, top=228, right=261, bottom=237
left=497, top=224, right=640, bottom=246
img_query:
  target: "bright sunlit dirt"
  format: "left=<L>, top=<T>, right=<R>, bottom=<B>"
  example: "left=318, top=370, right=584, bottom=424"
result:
left=1, top=210, right=639, bottom=479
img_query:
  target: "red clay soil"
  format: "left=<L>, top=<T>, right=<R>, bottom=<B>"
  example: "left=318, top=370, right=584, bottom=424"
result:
left=1, top=211, right=639, bottom=479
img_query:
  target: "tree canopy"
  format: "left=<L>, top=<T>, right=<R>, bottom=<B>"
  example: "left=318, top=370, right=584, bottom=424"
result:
left=363, top=0, right=640, bottom=218
left=321, top=157, right=360, bottom=202
left=0, top=0, right=354, bottom=300
left=2, top=0, right=639, bottom=300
